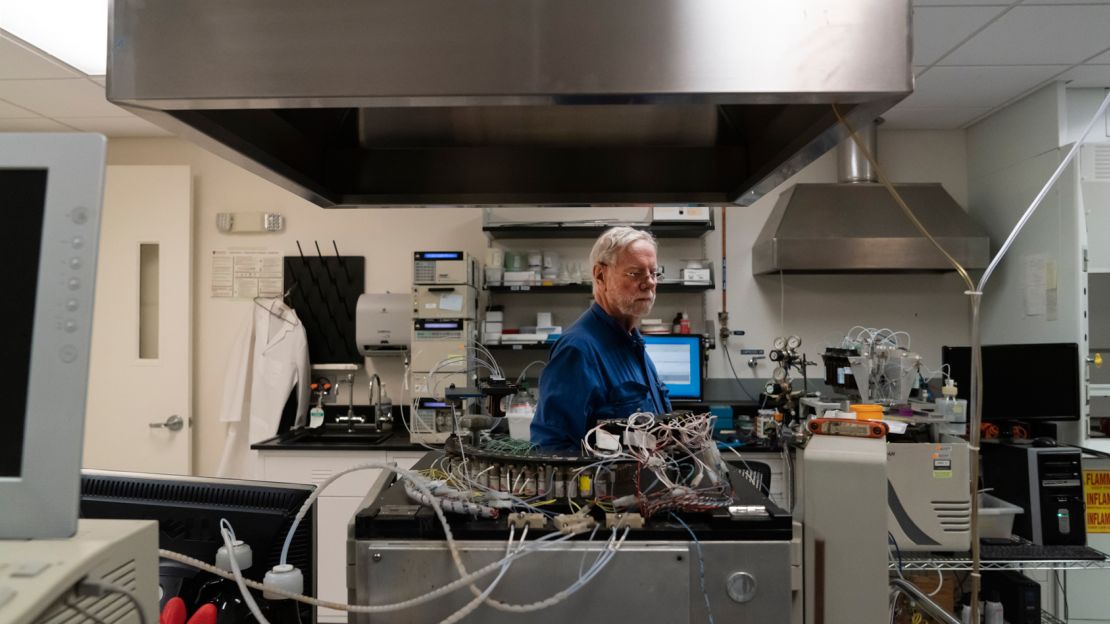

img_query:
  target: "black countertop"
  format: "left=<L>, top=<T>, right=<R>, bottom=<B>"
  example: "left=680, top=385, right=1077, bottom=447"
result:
left=251, top=427, right=429, bottom=452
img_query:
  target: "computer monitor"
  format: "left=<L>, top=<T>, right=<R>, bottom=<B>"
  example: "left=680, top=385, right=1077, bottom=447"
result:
left=0, top=133, right=106, bottom=539
left=643, top=334, right=704, bottom=401
left=80, top=469, right=317, bottom=621
left=941, top=342, right=1081, bottom=422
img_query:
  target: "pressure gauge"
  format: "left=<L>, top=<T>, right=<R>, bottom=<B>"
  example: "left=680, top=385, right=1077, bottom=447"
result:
left=772, top=336, right=786, bottom=350
left=772, top=366, right=787, bottom=382
left=786, top=335, right=802, bottom=350
left=769, top=350, right=783, bottom=362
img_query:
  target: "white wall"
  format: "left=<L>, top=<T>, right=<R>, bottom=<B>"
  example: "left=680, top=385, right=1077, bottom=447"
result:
left=966, top=82, right=1085, bottom=444
left=1065, top=88, right=1110, bottom=146
left=107, top=129, right=974, bottom=476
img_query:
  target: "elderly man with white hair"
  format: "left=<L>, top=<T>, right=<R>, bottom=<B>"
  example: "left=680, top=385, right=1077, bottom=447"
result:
left=530, top=226, right=672, bottom=451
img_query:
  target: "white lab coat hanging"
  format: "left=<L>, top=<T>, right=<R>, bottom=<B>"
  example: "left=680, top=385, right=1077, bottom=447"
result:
left=216, top=299, right=311, bottom=478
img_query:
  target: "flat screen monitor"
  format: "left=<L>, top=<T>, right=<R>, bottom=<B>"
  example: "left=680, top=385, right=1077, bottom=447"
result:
left=643, top=334, right=704, bottom=401
left=0, top=133, right=106, bottom=539
left=80, top=469, right=317, bottom=621
left=941, top=342, right=1080, bottom=422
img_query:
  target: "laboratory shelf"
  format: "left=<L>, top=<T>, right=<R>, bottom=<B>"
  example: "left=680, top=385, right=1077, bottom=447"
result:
left=486, top=282, right=713, bottom=294
left=484, top=343, right=553, bottom=351
left=482, top=220, right=714, bottom=240
left=889, top=552, right=1110, bottom=572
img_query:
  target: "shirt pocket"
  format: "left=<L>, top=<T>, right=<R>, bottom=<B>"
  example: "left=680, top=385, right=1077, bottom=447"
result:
left=599, top=381, right=651, bottom=419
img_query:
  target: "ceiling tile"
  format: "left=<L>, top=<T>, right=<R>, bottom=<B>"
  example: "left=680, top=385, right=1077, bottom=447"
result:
left=901, top=65, right=1064, bottom=107
left=0, top=98, right=34, bottom=118
left=0, top=117, right=76, bottom=131
left=1088, top=49, right=1110, bottom=64
left=0, top=31, right=81, bottom=80
left=1059, top=64, right=1110, bottom=88
left=914, top=6, right=1010, bottom=66
left=0, top=78, right=130, bottom=118
left=54, top=116, right=173, bottom=137
left=881, top=106, right=994, bottom=129
left=942, top=5, right=1110, bottom=65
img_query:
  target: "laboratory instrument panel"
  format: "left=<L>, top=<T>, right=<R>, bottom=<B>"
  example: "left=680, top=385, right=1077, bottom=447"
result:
left=412, top=251, right=477, bottom=286
left=410, top=251, right=479, bottom=444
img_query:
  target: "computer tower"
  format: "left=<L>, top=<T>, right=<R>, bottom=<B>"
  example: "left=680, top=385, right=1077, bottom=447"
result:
left=981, top=570, right=1041, bottom=624
left=981, top=443, right=1086, bottom=545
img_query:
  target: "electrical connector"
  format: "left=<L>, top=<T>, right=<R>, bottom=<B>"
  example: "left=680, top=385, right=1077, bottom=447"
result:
left=611, top=495, right=639, bottom=510
left=604, top=512, right=645, bottom=530
left=552, top=505, right=596, bottom=534
left=506, top=512, right=546, bottom=530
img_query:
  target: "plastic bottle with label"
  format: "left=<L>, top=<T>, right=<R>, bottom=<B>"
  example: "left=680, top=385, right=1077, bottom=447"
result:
left=935, top=379, right=968, bottom=423
left=679, top=312, right=691, bottom=334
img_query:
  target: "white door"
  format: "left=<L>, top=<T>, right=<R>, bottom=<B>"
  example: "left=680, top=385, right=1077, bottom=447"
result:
left=83, top=165, right=193, bottom=474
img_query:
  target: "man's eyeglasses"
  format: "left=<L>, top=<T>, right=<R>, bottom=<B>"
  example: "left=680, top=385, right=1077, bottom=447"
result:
left=622, top=269, right=664, bottom=283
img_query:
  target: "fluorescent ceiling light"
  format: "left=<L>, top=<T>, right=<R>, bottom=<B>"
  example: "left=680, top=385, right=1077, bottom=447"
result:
left=0, top=0, right=108, bottom=75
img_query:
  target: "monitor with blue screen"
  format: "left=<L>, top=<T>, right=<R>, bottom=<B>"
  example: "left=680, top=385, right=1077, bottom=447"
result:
left=643, top=334, right=703, bottom=401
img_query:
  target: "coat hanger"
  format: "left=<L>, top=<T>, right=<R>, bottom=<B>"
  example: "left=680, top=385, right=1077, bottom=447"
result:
left=253, top=282, right=299, bottom=327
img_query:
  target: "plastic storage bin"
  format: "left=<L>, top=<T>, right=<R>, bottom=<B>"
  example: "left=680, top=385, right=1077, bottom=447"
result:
left=978, top=493, right=1024, bottom=539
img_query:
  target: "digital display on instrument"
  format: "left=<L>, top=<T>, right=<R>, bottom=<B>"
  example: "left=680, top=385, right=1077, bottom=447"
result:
left=1, top=169, right=47, bottom=477
left=417, top=320, right=463, bottom=330
left=415, top=251, right=463, bottom=260
left=418, top=399, right=449, bottom=408
left=643, top=334, right=703, bottom=401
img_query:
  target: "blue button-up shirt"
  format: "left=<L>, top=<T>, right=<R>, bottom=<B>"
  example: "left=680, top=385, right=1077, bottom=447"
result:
left=530, top=303, right=672, bottom=451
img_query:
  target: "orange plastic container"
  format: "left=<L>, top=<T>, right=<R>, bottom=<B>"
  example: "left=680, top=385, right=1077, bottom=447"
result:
left=849, top=403, right=884, bottom=421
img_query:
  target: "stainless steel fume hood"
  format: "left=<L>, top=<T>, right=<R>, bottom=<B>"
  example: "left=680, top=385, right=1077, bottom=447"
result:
left=751, top=119, right=991, bottom=274
left=107, top=0, right=913, bottom=207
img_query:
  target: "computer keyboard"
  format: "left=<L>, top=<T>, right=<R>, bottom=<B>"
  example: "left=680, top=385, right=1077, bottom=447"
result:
left=979, top=542, right=1107, bottom=561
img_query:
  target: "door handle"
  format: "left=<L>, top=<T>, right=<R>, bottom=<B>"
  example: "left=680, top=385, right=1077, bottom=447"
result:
left=150, top=414, right=184, bottom=432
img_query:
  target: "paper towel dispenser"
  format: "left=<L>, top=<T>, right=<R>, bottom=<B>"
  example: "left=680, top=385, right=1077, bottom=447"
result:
left=356, top=293, right=411, bottom=356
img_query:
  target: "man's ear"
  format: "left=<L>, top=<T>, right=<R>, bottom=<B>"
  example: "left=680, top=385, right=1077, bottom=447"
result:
left=593, top=263, right=606, bottom=287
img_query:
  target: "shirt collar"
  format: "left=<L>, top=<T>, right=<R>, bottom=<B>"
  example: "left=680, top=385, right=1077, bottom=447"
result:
left=589, top=303, right=643, bottom=347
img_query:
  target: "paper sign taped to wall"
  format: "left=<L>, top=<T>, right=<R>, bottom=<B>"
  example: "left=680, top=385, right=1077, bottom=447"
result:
left=1084, top=469, right=1110, bottom=533
left=212, top=249, right=283, bottom=298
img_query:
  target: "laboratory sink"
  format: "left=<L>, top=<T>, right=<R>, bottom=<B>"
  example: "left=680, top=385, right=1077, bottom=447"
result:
left=286, top=423, right=393, bottom=446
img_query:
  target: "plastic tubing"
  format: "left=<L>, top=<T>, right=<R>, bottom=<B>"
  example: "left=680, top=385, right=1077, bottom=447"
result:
left=220, top=519, right=271, bottom=624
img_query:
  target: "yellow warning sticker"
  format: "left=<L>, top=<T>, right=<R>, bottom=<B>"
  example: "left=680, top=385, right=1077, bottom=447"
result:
left=1084, top=470, right=1110, bottom=533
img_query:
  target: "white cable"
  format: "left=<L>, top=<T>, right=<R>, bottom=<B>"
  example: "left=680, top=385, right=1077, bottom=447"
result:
left=219, top=519, right=271, bottom=624
left=480, top=527, right=630, bottom=613
left=438, top=525, right=523, bottom=624
left=927, top=569, right=944, bottom=597
left=979, top=88, right=1110, bottom=292
left=160, top=528, right=579, bottom=614
left=74, top=580, right=148, bottom=624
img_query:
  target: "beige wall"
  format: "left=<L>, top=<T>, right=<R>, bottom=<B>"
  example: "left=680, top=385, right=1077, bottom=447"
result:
left=107, top=139, right=488, bottom=475
left=107, top=130, right=973, bottom=476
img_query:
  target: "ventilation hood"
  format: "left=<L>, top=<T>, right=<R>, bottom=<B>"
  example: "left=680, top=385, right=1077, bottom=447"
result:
left=107, top=0, right=913, bottom=207
left=752, top=122, right=991, bottom=274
